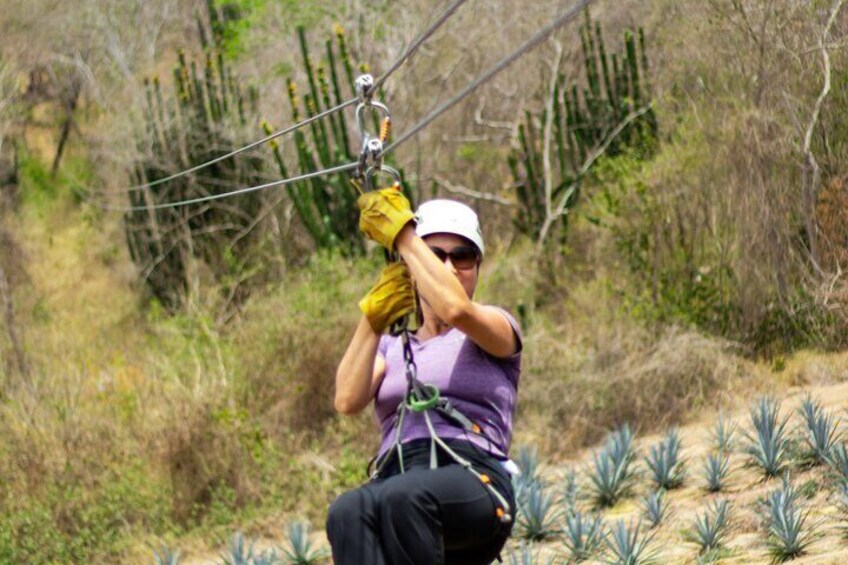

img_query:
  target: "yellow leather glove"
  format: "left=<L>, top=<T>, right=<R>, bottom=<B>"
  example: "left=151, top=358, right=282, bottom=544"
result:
left=357, top=187, right=415, bottom=251
left=359, top=262, right=416, bottom=333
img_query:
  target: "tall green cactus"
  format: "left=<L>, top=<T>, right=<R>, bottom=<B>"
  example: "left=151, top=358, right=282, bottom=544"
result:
left=125, top=4, right=268, bottom=310
left=261, top=25, right=408, bottom=254
left=510, top=10, right=657, bottom=244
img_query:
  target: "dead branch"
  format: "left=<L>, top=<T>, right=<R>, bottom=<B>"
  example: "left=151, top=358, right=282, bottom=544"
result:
left=536, top=104, right=655, bottom=246
left=801, top=0, right=844, bottom=276
left=431, top=174, right=512, bottom=206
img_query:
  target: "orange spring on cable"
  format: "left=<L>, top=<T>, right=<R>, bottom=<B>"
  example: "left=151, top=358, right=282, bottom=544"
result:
left=479, top=474, right=491, bottom=485
left=380, top=117, right=392, bottom=142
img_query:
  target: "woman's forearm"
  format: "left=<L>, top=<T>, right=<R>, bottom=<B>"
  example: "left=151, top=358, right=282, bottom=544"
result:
left=334, top=316, right=382, bottom=414
left=395, top=225, right=471, bottom=324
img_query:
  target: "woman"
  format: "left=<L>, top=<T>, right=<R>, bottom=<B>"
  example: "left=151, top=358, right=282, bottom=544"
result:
left=327, top=189, right=522, bottom=564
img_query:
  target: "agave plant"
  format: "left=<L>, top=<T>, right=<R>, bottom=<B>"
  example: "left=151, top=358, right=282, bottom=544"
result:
left=711, top=412, right=738, bottom=453
left=153, top=545, right=181, bottom=565
left=798, top=396, right=841, bottom=466
left=745, top=397, right=791, bottom=478
left=640, top=490, right=669, bottom=529
left=561, top=510, right=605, bottom=562
left=220, top=532, right=256, bottom=565
left=514, top=444, right=544, bottom=506
left=687, top=499, right=731, bottom=555
left=253, top=550, right=281, bottom=565
left=827, top=442, right=848, bottom=480
left=505, top=542, right=555, bottom=565
left=833, top=481, right=848, bottom=539
left=702, top=451, right=731, bottom=493
left=516, top=480, right=561, bottom=541
left=765, top=475, right=814, bottom=561
left=603, top=518, right=659, bottom=565
left=644, top=428, right=685, bottom=490
left=588, top=424, right=638, bottom=509
left=561, top=466, right=580, bottom=511
left=280, top=521, right=329, bottom=564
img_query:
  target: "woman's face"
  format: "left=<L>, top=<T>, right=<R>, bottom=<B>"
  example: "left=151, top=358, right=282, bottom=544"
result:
left=423, top=233, right=480, bottom=299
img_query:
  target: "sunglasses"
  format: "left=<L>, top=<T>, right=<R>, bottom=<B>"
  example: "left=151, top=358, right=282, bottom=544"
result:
left=428, top=245, right=479, bottom=270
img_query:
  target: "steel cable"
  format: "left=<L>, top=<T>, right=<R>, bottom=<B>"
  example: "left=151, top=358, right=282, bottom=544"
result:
left=110, top=162, right=358, bottom=212
left=123, top=0, right=469, bottom=195
left=111, top=0, right=590, bottom=212
left=128, top=99, right=358, bottom=192
left=382, top=0, right=593, bottom=158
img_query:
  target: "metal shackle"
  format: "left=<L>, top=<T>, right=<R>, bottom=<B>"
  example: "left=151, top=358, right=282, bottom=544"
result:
left=363, top=138, right=384, bottom=170
left=355, top=74, right=375, bottom=103
left=364, top=164, right=402, bottom=191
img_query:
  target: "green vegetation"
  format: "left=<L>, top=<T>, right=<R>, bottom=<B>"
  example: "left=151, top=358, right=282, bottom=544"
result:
left=588, top=424, right=638, bottom=509
left=687, top=499, right=731, bottom=556
left=2, top=0, right=848, bottom=562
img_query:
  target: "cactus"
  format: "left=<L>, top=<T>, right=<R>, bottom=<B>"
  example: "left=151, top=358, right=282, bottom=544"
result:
left=126, top=4, right=270, bottom=311
left=509, top=9, right=657, bottom=245
left=220, top=532, right=256, bottom=565
left=264, top=25, right=410, bottom=255
left=153, top=545, right=181, bottom=565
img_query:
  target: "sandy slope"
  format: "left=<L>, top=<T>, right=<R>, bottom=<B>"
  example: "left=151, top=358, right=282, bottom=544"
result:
left=513, top=377, right=848, bottom=564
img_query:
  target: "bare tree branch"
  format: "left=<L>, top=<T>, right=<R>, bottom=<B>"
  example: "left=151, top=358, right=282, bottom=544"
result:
left=431, top=174, right=512, bottom=205
left=536, top=104, right=655, bottom=246
left=801, top=0, right=844, bottom=276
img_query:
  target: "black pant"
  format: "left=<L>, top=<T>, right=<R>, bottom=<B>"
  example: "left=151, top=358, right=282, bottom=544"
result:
left=326, top=439, right=514, bottom=564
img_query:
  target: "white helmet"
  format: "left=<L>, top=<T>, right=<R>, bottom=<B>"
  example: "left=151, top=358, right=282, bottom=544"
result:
left=415, top=199, right=485, bottom=256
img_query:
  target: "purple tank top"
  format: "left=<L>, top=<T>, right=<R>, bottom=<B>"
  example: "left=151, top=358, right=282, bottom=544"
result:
left=374, top=307, right=522, bottom=459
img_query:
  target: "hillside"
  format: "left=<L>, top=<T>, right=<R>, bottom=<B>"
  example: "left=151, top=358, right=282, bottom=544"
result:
left=1, top=0, right=847, bottom=563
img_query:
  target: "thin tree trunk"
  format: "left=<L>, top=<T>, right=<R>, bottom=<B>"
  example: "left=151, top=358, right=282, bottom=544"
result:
left=51, top=80, right=81, bottom=178
left=0, top=261, right=28, bottom=381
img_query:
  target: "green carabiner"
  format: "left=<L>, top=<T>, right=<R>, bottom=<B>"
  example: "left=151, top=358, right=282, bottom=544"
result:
left=407, top=383, right=440, bottom=412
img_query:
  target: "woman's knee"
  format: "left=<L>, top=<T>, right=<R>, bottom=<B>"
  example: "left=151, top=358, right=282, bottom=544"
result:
left=326, top=489, right=370, bottom=536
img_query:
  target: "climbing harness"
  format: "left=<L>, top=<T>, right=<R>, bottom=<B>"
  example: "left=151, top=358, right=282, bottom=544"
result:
left=353, top=79, right=512, bottom=526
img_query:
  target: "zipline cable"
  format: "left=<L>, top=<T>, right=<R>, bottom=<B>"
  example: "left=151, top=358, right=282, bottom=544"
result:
left=382, top=0, right=593, bottom=157
left=129, top=99, right=358, bottom=192
left=112, top=0, right=591, bottom=212
left=111, top=162, right=358, bottom=212
left=125, top=0, right=469, bottom=194
left=372, top=0, right=468, bottom=92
